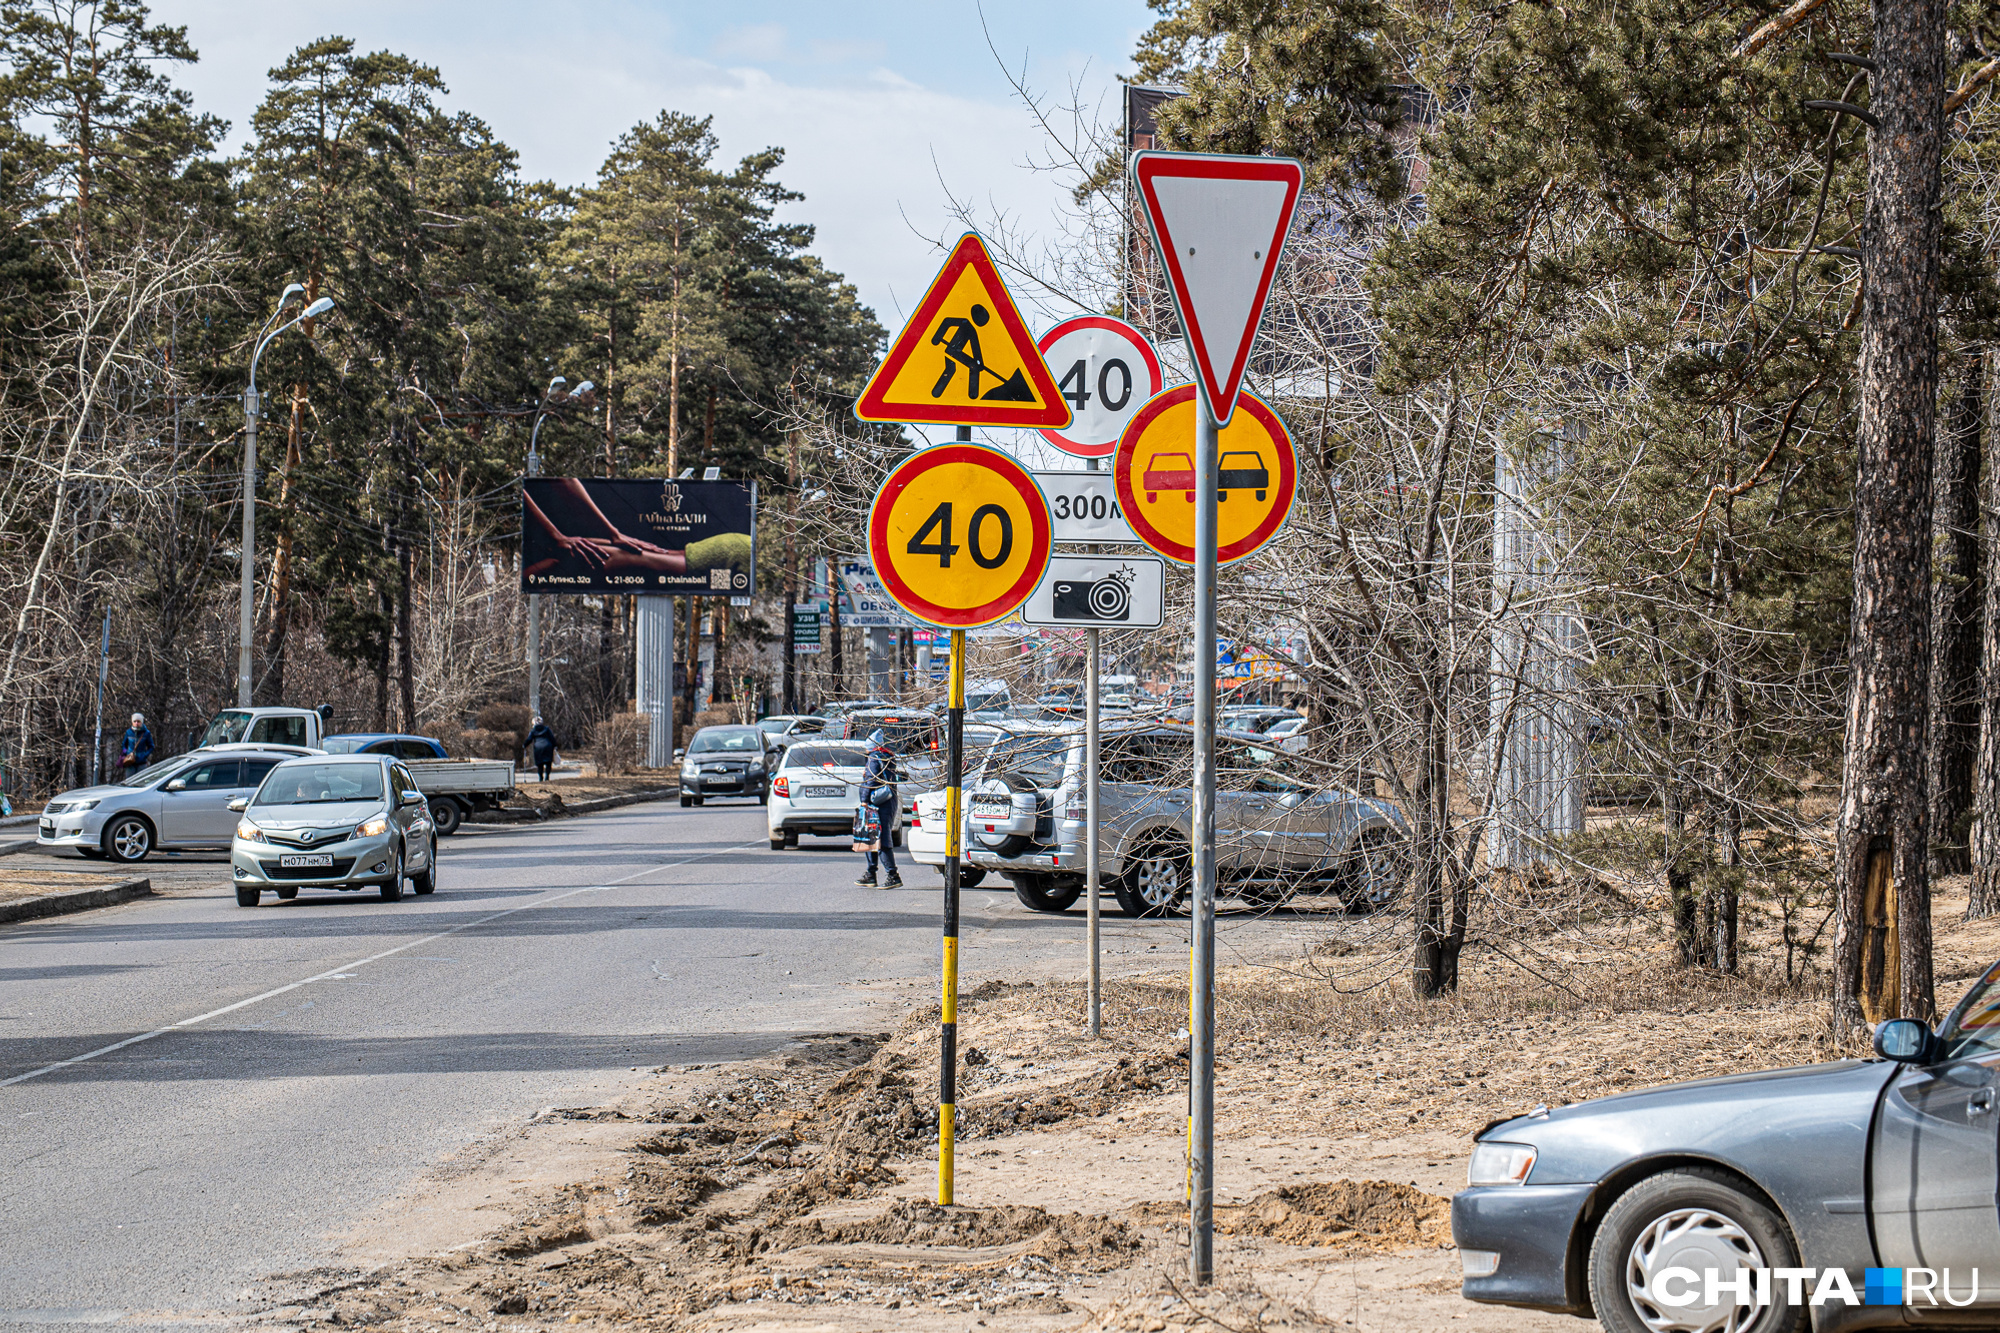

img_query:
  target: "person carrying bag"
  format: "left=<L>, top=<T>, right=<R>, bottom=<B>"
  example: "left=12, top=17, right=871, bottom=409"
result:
left=854, top=729, right=902, bottom=888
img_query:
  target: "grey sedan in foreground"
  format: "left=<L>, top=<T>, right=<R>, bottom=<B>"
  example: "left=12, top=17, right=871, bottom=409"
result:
left=1455, top=961, right=2000, bottom=1331
left=229, top=754, right=436, bottom=905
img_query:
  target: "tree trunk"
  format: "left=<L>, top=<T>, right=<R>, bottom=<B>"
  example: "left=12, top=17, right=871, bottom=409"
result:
left=1929, top=351, right=1983, bottom=874
left=1833, top=0, right=1945, bottom=1031
left=1973, top=349, right=2000, bottom=918
left=1666, top=777, right=1700, bottom=967
left=1411, top=656, right=1460, bottom=995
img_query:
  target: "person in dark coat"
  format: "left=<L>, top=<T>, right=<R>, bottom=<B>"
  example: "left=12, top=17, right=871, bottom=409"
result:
left=526, top=716, right=558, bottom=783
left=120, top=713, right=154, bottom=774
left=856, top=729, right=902, bottom=888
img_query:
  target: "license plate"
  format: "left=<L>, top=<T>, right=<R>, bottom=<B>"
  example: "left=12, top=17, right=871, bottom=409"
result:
left=280, top=854, right=334, bottom=868
left=803, top=785, right=846, bottom=799
left=971, top=799, right=1012, bottom=816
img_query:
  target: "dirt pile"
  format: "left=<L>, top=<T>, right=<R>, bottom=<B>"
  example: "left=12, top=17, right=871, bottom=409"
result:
left=775, top=1198, right=1141, bottom=1266
left=1216, top=1179, right=1452, bottom=1249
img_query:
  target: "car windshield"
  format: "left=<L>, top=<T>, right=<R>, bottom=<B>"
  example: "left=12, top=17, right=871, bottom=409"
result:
left=321, top=736, right=367, bottom=754
left=255, top=764, right=384, bottom=805
left=121, top=756, right=186, bottom=787
left=689, top=729, right=761, bottom=753
left=852, top=716, right=935, bottom=753
left=199, top=710, right=253, bottom=747
left=786, top=744, right=867, bottom=769
left=1942, top=960, right=2000, bottom=1060
left=756, top=718, right=792, bottom=734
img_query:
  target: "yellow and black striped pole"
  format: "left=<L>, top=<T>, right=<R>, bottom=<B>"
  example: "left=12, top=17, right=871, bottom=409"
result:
left=938, top=417, right=971, bottom=1208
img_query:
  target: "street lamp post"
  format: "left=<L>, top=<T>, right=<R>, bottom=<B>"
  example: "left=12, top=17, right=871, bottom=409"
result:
left=524, top=377, right=592, bottom=719
left=238, top=288, right=336, bottom=707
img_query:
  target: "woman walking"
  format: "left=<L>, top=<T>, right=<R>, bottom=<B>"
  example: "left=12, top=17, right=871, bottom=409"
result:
left=120, top=713, right=154, bottom=773
left=855, top=729, right=902, bottom=888
left=526, top=716, right=558, bottom=783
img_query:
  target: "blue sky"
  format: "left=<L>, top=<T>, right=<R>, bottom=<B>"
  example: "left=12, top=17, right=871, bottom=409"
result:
left=152, top=0, right=1155, bottom=330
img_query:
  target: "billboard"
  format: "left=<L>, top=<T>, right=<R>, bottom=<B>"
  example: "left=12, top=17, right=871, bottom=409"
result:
left=522, top=478, right=755, bottom=595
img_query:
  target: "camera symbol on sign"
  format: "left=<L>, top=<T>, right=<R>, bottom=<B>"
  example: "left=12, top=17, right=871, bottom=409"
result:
left=1052, top=564, right=1136, bottom=622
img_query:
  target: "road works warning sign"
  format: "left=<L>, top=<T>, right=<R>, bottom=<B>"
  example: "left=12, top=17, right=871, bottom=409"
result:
left=854, top=234, right=1072, bottom=428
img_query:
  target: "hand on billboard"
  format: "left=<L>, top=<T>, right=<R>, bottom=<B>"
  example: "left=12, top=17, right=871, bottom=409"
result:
left=554, top=535, right=617, bottom=569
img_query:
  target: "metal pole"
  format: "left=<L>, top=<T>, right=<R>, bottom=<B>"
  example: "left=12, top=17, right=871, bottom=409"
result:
left=1086, top=624, right=1101, bottom=1037
left=526, top=414, right=544, bottom=719
left=90, top=611, right=110, bottom=786
left=1190, top=382, right=1219, bottom=1285
left=940, top=615, right=967, bottom=1204
left=237, top=388, right=259, bottom=706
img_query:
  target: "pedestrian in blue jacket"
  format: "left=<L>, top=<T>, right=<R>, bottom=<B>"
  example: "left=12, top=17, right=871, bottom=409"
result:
left=856, top=729, right=902, bottom=888
left=120, top=713, right=154, bottom=774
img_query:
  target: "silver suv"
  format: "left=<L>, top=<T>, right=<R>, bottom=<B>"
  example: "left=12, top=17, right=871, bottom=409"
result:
left=962, top=722, right=1408, bottom=916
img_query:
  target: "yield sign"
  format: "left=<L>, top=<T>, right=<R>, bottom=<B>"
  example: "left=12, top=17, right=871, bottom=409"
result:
left=1130, top=152, right=1303, bottom=427
left=854, top=233, right=1072, bottom=428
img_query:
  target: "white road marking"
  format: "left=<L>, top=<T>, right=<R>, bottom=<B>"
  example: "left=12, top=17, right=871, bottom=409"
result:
left=2, top=838, right=765, bottom=1088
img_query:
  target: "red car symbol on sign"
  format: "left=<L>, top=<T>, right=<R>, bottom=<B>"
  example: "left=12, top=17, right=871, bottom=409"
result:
left=1144, top=452, right=1197, bottom=503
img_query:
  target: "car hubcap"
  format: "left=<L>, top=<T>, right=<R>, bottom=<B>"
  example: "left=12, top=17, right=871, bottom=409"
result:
left=1357, top=841, right=1403, bottom=908
left=1625, top=1207, right=1766, bottom=1333
left=1137, top=852, right=1184, bottom=907
left=112, top=822, right=148, bottom=859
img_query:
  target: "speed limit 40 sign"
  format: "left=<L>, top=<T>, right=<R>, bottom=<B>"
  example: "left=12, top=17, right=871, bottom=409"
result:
left=1036, top=315, right=1164, bottom=459
left=868, top=443, right=1053, bottom=628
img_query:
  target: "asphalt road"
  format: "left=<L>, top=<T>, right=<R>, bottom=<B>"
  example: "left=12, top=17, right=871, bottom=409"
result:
left=0, top=798, right=1227, bottom=1332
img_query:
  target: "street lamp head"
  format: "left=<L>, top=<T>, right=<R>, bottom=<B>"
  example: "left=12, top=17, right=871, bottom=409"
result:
left=546, top=376, right=568, bottom=398
left=278, top=283, right=305, bottom=308
left=573, top=381, right=595, bottom=398
left=303, top=296, right=335, bottom=318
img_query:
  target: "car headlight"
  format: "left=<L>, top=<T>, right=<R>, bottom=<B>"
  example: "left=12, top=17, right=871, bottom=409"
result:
left=236, top=821, right=267, bottom=843
left=1467, top=1141, right=1537, bottom=1186
left=749, top=762, right=765, bottom=775
left=71, top=799, right=100, bottom=813
left=357, top=816, right=389, bottom=837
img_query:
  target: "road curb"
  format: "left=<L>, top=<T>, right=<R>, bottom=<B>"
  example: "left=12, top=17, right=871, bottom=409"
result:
left=0, top=876, right=153, bottom=925
left=468, top=786, right=681, bottom=825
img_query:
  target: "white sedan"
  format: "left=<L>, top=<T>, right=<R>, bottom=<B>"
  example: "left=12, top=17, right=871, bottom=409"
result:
left=765, top=741, right=902, bottom=850
left=907, top=789, right=987, bottom=887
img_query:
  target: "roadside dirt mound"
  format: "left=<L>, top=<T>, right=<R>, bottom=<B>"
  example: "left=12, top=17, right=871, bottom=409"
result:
left=1215, top=1179, right=1451, bottom=1249
left=961, top=1049, right=1180, bottom=1136
left=775, top=1198, right=1140, bottom=1266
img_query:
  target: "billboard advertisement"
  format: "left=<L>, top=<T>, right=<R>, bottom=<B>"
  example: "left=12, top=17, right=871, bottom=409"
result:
left=522, top=478, right=755, bottom=595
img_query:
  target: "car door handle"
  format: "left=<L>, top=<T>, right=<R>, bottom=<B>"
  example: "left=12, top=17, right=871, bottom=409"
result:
left=1970, top=1088, right=1994, bottom=1118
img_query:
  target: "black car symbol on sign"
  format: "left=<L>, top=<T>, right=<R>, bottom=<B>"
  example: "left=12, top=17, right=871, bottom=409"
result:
left=1218, top=451, right=1270, bottom=503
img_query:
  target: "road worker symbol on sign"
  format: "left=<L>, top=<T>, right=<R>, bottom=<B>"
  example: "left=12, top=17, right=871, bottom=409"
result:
left=1113, top=384, right=1296, bottom=565
left=854, top=234, right=1072, bottom=428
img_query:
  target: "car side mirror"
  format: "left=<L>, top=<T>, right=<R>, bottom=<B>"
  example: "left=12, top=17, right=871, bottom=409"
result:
left=165, top=778, right=186, bottom=793
left=401, top=789, right=424, bottom=807
left=1874, top=1018, right=1935, bottom=1063
left=227, top=796, right=249, bottom=812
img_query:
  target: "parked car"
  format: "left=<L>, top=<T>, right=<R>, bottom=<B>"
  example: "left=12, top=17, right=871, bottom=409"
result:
left=765, top=740, right=904, bottom=850
left=1454, top=959, right=2000, bottom=1331
left=228, top=754, right=437, bottom=906
left=755, top=714, right=826, bottom=749
left=1221, top=706, right=1305, bottom=735
left=37, top=744, right=318, bottom=863
left=1264, top=715, right=1308, bottom=753
left=321, top=733, right=515, bottom=835
left=678, top=725, right=777, bottom=805
left=905, top=724, right=1012, bottom=883
left=961, top=721, right=1407, bottom=916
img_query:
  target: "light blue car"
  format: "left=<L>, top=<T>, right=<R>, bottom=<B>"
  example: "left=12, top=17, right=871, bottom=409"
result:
left=37, top=744, right=316, bottom=863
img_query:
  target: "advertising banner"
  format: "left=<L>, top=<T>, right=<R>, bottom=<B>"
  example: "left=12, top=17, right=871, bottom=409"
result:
left=522, top=478, right=755, bottom=595
left=837, top=557, right=922, bottom=629
left=792, top=603, right=823, bottom=654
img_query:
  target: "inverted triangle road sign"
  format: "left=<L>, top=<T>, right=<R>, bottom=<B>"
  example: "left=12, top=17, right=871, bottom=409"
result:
left=855, top=232, right=1072, bottom=429
left=1131, top=152, right=1303, bottom=427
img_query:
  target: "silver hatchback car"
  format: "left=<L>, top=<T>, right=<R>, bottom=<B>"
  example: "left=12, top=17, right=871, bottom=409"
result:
left=229, top=754, right=437, bottom=906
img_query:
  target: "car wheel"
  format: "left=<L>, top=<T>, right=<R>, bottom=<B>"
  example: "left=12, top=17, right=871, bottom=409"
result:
left=1589, top=1168, right=1803, bottom=1333
left=680, top=795, right=692, bottom=808
left=1341, top=831, right=1407, bottom=913
left=275, top=886, right=297, bottom=901
left=103, top=814, right=153, bottom=863
left=784, top=830, right=799, bottom=849
left=1115, top=840, right=1188, bottom=917
left=379, top=846, right=404, bottom=902
left=1011, top=874, right=1082, bottom=913
left=769, top=835, right=785, bottom=850
left=692, top=796, right=704, bottom=807
left=428, top=797, right=463, bottom=836
left=409, top=838, right=437, bottom=895
left=235, top=885, right=261, bottom=907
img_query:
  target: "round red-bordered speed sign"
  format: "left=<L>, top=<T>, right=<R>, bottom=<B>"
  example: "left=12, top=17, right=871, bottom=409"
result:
left=1036, top=315, right=1165, bottom=459
left=1112, top=385, right=1296, bottom=565
left=868, top=443, right=1053, bottom=627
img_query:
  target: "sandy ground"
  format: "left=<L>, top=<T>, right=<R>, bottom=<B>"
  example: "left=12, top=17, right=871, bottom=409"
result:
left=236, top=881, right=2000, bottom=1333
